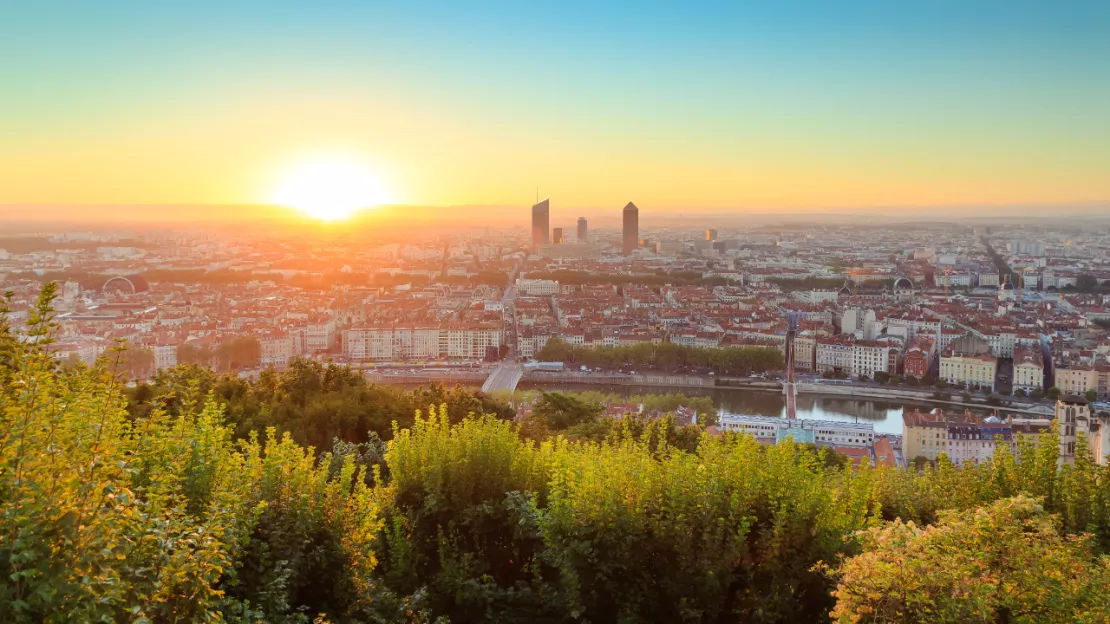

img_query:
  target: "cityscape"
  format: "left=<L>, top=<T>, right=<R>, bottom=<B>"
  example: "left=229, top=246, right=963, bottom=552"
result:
left=4, top=1, right=1110, bottom=622
left=4, top=210, right=1109, bottom=470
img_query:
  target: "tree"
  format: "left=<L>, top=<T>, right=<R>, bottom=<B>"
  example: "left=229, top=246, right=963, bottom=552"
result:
left=1015, top=388, right=1028, bottom=397
left=531, top=391, right=604, bottom=430
left=1047, top=386, right=1062, bottom=401
left=935, top=378, right=949, bottom=389
left=1086, top=389, right=1098, bottom=403
left=1032, top=387, right=1045, bottom=401
left=214, top=336, right=261, bottom=371
left=826, top=496, right=1110, bottom=623
left=961, top=391, right=972, bottom=403
left=107, top=343, right=154, bottom=379
left=874, top=371, right=891, bottom=384
left=858, top=373, right=869, bottom=382
left=534, top=337, right=572, bottom=362
left=905, top=375, right=919, bottom=387
left=1076, top=273, right=1099, bottom=293
left=176, top=341, right=213, bottom=366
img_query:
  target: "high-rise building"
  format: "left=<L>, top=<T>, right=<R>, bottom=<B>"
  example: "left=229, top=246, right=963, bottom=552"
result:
left=622, top=202, right=639, bottom=254
left=552, top=227, right=563, bottom=244
left=531, top=199, right=550, bottom=252
left=706, top=228, right=718, bottom=241
left=577, top=217, right=588, bottom=242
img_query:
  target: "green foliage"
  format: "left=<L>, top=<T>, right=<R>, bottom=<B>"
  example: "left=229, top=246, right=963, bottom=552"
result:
left=1086, top=389, right=1099, bottom=403
left=540, top=432, right=876, bottom=622
left=531, top=391, right=604, bottom=430
left=0, top=285, right=381, bottom=622
left=107, top=342, right=155, bottom=379
left=127, top=358, right=513, bottom=450
left=1047, top=386, right=1062, bottom=401
left=535, top=338, right=783, bottom=375
left=377, top=407, right=557, bottom=621
left=177, top=336, right=262, bottom=371
left=826, top=496, right=1110, bottom=623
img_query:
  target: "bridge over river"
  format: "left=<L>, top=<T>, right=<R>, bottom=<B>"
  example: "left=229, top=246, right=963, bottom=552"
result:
left=481, top=362, right=524, bottom=393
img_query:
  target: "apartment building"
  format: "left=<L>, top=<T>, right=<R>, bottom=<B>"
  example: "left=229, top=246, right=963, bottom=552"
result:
left=816, top=337, right=853, bottom=374
left=1012, top=346, right=1044, bottom=393
left=903, top=336, right=935, bottom=379
left=515, top=278, right=560, bottom=296
left=1055, top=365, right=1099, bottom=397
left=342, top=325, right=502, bottom=361
left=851, top=340, right=895, bottom=379
left=153, top=344, right=177, bottom=370
left=939, top=351, right=997, bottom=391
left=259, top=332, right=296, bottom=366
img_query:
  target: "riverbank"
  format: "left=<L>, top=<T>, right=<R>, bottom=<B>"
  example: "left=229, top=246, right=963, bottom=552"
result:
left=363, top=370, right=1057, bottom=417
left=794, top=382, right=1056, bottom=416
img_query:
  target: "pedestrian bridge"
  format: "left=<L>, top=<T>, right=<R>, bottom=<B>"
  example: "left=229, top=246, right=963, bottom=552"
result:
left=481, top=362, right=524, bottom=394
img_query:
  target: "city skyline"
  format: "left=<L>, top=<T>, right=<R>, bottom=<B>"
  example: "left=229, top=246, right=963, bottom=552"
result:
left=3, top=1, right=1109, bottom=219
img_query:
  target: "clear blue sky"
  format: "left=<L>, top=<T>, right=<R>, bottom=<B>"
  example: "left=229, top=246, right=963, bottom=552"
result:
left=2, top=1, right=1108, bottom=212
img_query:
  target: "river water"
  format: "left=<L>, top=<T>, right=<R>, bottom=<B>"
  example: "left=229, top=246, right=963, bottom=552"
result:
left=523, top=383, right=974, bottom=435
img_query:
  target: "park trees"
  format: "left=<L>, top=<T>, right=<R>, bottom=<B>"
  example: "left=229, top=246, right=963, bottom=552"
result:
left=826, top=496, right=1110, bottom=623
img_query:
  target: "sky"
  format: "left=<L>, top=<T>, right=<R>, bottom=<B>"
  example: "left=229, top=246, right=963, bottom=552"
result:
left=1, top=1, right=1108, bottom=219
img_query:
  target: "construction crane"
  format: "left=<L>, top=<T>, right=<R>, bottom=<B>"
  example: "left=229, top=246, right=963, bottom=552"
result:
left=939, top=268, right=958, bottom=298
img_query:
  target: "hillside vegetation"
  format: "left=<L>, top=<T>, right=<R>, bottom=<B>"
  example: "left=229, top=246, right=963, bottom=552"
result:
left=2, top=285, right=1110, bottom=623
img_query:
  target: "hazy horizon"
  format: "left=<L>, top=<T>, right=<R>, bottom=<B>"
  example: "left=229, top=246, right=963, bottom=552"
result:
left=3, top=1, right=1109, bottom=217
left=3, top=200, right=1110, bottom=230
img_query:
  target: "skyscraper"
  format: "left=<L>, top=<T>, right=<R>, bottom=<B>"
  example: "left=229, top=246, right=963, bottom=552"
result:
left=531, top=199, right=550, bottom=252
left=577, top=217, right=588, bottom=242
left=552, top=227, right=563, bottom=244
left=706, top=228, right=717, bottom=241
left=622, top=202, right=639, bottom=254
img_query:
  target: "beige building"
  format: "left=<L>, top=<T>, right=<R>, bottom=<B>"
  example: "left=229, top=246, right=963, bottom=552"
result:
left=903, top=408, right=1059, bottom=466
left=1012, top=347, right=1044, bottom=393
left=794, top=334, right=816, bottom=372
left=259, top=333, right=295, bottom=366
left=902, top=409, right=948, bottom=461
left=940, top=352, right=997, bottom=391
left=1056, top=365, right=1098, bottom=396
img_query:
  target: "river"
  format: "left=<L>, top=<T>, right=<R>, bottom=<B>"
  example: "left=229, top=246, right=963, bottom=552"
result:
left=520, top=383, right=987, bottom=435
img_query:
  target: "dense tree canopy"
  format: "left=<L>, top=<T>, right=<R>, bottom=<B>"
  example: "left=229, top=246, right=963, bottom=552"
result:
left=535, top=339, right=783, bottom=376
left=127, top=358, right=514, bottom=451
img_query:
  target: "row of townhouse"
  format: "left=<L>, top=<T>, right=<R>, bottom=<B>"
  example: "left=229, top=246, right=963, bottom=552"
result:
left=342, top=325, right=503, bottom=361
left=903, top=398, right=1110, bottom=466
left=1055, top=365, right=1101, bottom=396
left=815, top=336, right=903, bottom=379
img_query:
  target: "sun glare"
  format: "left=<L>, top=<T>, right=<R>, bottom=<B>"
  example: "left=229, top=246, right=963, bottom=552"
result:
left=271, top=157, right=390, bottom=220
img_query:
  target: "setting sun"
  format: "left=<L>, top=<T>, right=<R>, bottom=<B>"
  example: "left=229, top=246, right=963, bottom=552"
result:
left=270, top=156, right=390, bottom=220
